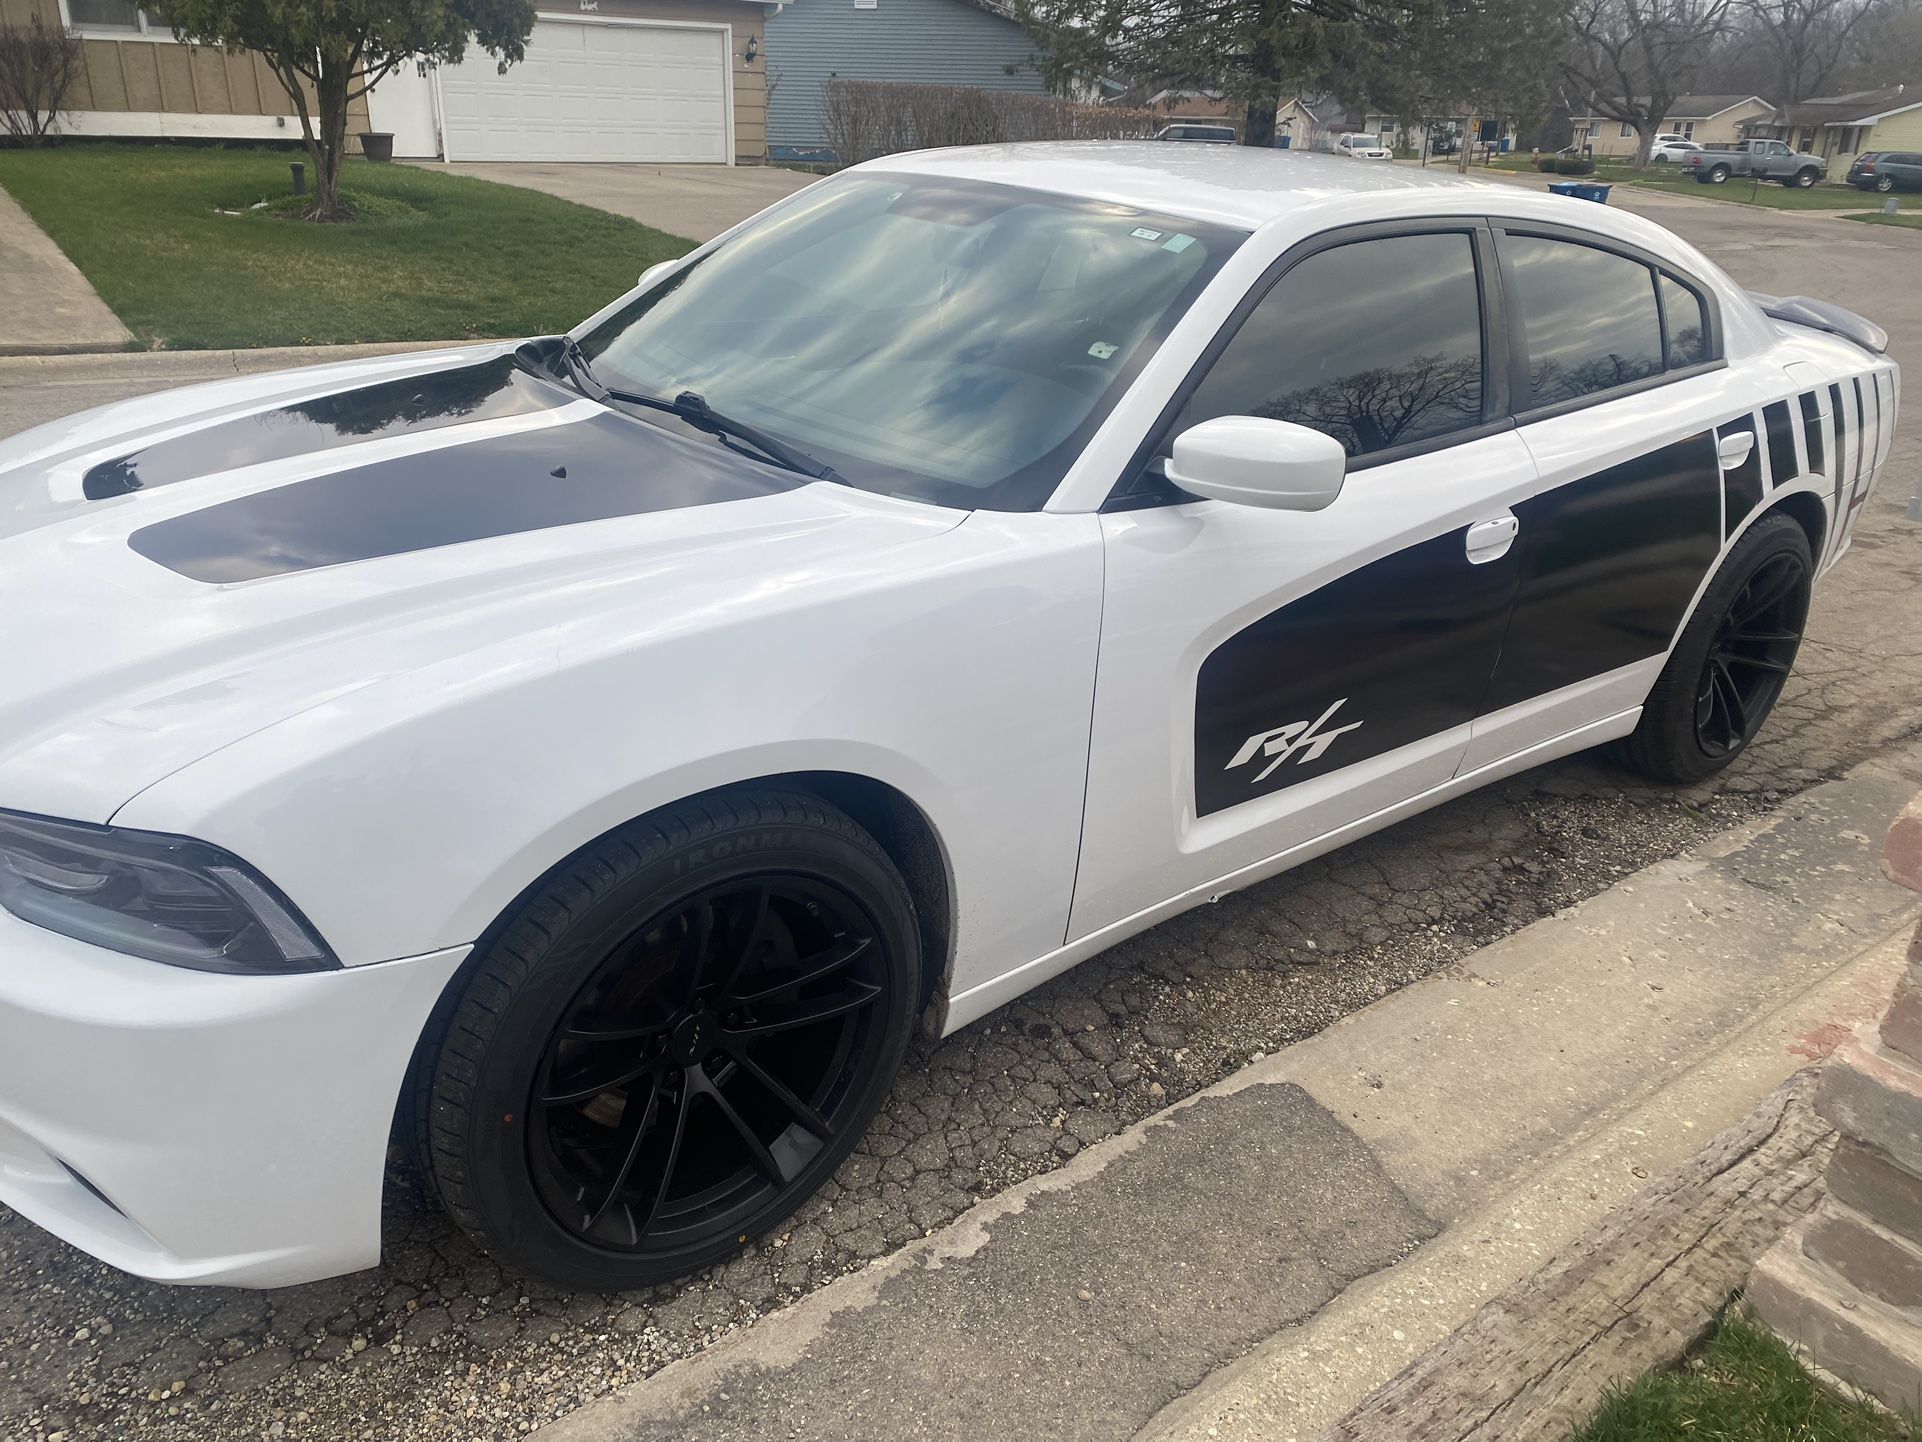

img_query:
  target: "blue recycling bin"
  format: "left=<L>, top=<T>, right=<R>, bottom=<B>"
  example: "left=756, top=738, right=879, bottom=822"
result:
left=1547, top=180, right=1613, bottom=204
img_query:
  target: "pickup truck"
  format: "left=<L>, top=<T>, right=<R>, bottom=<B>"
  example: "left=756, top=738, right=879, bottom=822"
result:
left=1683, top=138, right=1827, bottom=188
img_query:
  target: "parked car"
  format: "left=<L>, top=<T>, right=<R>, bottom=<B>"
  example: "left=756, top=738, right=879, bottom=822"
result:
left=1684, top=138, right=1827, bottom=187
left=1336, top=132, right=1393, bottom=160
left=0, top=144, right=1899, bottom=1293
left=1848, top=151, right=1922, bottom=192
left=1156, top=123, right=1236, bottom=144
left=1650, top=136, right=1702, bottom=163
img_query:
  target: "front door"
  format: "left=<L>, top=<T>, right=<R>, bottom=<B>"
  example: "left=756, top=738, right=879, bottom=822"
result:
left=1069, top=224, right=1536, bottom=942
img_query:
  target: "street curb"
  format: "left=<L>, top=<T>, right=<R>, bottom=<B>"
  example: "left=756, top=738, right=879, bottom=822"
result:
left=0, top=338, right=479, bottom=371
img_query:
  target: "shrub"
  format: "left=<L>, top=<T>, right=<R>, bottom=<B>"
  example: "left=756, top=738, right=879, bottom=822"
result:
left=1554, top=156, right=1596, bottom=175
left=0, top=16, right=84, bottom=148
left=820, top=80, right=1166, bottom=167
left=1535, top=155, right=1558, bottom=172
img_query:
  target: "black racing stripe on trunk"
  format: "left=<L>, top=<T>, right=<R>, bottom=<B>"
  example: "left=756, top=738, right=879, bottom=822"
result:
left=1720, top=413, right=1763, bottom=539
left=1798, top=390, right=1825, bottom=476
left=1481, top=430, right=1721, bottom=715
left=1764, top=400, right=1798, bottom=487
left=1193, top=528, right=1519, bottom=818
left=84, top=357, right=567, bottom=500
left=127, top=412, right=802, bottom=583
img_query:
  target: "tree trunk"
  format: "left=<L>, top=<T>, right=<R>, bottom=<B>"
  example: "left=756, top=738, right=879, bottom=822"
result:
left=1240, top=0, right=1279, bottom=148
left=1243, top=94, right=1276, bottom=148
left=1633, top=119, right=1657, bottom=168
left=310, top=46, right=355, bottom=220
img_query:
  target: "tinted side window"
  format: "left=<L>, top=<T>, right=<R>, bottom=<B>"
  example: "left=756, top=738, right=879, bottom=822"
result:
left=1659, top=273, right=1709, bottom=369
left=1507, top=234, right=1663, bottom=407
left=1183, top=231, right=1485, bottom=459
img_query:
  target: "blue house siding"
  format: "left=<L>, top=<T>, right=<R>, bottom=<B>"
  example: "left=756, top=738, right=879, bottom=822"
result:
left=765, top=0, right=1050, bottom=152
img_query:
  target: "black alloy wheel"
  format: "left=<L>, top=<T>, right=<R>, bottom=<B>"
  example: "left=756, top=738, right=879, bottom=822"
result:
left=1614, top=513, right=1812, bottom=784
left=1692, top=550, right=1808, bottom=760
left=529, top=875, right=885, bottom=1254
left=419, top=790, right=920, bottom=1289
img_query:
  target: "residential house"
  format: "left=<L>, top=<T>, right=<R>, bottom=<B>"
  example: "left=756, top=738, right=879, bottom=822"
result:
left=763, top=0, right=1048, bottom=158
left=1742, top=86, right=1922, bottom=170
left=1567, top=94, right=1773, bottom=157
left=1275, top=97, right=1515, bottom=155
left=4, top=0, right=774, bottom=163
left=3, top=0, right=373, bottom=147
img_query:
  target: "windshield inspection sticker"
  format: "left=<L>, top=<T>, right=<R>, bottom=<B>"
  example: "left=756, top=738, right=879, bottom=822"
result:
left=1130, top=227, right=1164, bottom=241
left=1162, top=233, right=1197, bottom=253
left=1088, top=342, right=1119, bottom=360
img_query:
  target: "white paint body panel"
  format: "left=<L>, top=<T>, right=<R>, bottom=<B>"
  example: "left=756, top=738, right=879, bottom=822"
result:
left=0, top=144, right=1897, bottom=1286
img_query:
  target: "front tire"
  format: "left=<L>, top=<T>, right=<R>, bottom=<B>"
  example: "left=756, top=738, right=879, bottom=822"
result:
left=1793, top=166, right=1820, bottom=188
left=420, top=790, right=920, bottom=1289
left=1615, top=514, right=1812, bottom=784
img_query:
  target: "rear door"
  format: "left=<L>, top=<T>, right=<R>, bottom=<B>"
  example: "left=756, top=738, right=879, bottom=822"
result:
left=1070, top=222, right=1536, bottom=940
left=1462, top=224, right=1756, bottom=770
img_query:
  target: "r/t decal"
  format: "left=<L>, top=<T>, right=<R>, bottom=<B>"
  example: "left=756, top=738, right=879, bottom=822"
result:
left=1227, top=699, right=1364, bottom=782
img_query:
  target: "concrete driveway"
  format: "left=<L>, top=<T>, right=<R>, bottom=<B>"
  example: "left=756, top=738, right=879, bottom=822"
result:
left=407, top=162, right=815, bottom=242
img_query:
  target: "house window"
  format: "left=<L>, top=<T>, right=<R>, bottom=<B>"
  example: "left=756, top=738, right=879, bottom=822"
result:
left=1620, top=122, right=1633, bottom=138
left=1680, top=122, right=1694, bottom=139
left=63, top=0, right=170, bottom=32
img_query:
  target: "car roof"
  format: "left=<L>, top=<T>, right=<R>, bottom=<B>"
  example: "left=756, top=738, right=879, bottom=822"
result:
left=862, top=141, right=1507, bottom=229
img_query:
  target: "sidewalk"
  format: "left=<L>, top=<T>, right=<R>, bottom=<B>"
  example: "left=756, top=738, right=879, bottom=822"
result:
left=538, top=745, right=1922, bottom=1442
left=0, top=181, right=131, bottom=356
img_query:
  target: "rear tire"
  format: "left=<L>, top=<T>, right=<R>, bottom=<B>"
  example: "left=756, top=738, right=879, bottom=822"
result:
left=1706, top=163, right=1732, bottom=184
left=1877, top=175, right=1896, bottom=193
left=1614, top=515, right=1811, bottom=785
left=419, top=789, right=920, bottom=1289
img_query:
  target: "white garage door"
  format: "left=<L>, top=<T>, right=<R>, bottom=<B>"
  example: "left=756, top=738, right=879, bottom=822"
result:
left=437, top=17, right=730, bottom=163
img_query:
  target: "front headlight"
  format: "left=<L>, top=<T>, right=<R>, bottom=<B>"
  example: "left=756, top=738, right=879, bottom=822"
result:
left=0, top=809, right=336, bottom=974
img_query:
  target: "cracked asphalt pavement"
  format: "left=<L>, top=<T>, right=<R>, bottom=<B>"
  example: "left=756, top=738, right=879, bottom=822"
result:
left=3, top=191, right=1920, bottom=1442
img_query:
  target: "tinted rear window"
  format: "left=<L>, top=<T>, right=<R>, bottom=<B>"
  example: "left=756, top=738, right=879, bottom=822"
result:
left=1507, top=234, right=1663, bottom=407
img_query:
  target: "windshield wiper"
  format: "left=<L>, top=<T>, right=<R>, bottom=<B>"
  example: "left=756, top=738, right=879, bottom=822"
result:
left=539, top=335, right=843, bottom=483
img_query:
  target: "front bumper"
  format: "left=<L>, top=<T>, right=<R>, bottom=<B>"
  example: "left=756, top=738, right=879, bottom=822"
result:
left=0, top=906, right=465, bottom=1287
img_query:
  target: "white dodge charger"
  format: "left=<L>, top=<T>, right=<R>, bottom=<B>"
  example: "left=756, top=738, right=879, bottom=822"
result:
left=0, top=144, right=1899, bottom=1291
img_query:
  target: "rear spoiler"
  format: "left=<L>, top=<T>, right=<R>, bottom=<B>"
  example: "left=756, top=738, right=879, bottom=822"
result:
left=1749, top=291, right=1888, bottom=355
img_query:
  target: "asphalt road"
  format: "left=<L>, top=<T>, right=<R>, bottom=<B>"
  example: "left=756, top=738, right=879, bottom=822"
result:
left=1, top=187, right=1919, bottom=1442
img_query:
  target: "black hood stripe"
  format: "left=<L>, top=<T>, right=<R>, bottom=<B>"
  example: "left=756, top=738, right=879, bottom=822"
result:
left=84, top=357, right=569, bottom=500
left=127, top=411, right=804, bottom=583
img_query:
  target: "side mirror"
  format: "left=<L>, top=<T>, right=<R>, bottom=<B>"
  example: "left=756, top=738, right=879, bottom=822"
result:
left=1164, top=416, right=1347, bottom=511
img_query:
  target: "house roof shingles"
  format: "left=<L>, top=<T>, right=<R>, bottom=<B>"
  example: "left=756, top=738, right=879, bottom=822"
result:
left=1574, top=93, right=1770, bottom=120
left=1762, top=86, right=1917, bottom=128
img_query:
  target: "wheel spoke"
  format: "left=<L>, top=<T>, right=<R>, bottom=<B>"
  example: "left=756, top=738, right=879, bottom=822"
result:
left=633, top=1078, right=694, bottom=1239
left=582, top=1074, right=659, bottom=1232
left=732, top=1050, right=835, bottom=1139
left=1722, top=651, right=1790, bottom=675
left=669, top=898, right=715, bottom=1007
left=706, top=885, right=770, bottom=1002
left=1712, top=661, right=1749, bottom=740
left=689, top=1064, right=792, bottom=1185
left=542, top=1055, right=656, bottom=1107
left=724, top=980, right=883, bottom=1038
left=1733, top=627, right=1800, bottom=647
left=560, top=1019, right=669, bottom=1043
left=1734, top=561, right=1801, bottom=624
left=729, top=934, right=872, bottom=1006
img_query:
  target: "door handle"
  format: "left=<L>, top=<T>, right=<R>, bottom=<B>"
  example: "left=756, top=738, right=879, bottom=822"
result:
left=1465, top=514, right=1519, bottom=564
left=1718, top=431, right=1756, bottom=471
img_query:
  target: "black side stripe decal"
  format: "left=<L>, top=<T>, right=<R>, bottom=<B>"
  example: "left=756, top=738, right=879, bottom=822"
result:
left=1719, top=413, right=1763, bottom=539
left=1798, top=391, right=1825, bottom=476
left=128, top=412, right=803, bottom=583
left=84, top=358, right=568, bottom=500
left=1829, top=383, right=1850, bottom=539
left=1763, top=400, right=1798, bottom=488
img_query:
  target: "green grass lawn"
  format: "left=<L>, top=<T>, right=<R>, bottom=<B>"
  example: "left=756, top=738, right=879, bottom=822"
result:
left=1570, top=1311, right=1911, bottom=1442
left=1845, top=210, right=1922, bottom=229
left=0, top=144, right=693, bottom=350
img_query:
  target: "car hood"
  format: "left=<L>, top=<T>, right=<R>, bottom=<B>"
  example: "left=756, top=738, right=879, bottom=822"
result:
left=0, top=346, right=964, bottom=823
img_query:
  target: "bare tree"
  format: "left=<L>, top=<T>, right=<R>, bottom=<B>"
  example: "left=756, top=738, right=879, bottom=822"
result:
left=0, top=16, right=83, bottom=147
left=1743, top=0, right=1876, bottom=101
left=1564, top=0, right=1736, bottom=166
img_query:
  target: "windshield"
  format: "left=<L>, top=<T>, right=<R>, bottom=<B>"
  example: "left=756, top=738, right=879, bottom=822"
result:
left=578, top=173, right=1243, bottom=511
